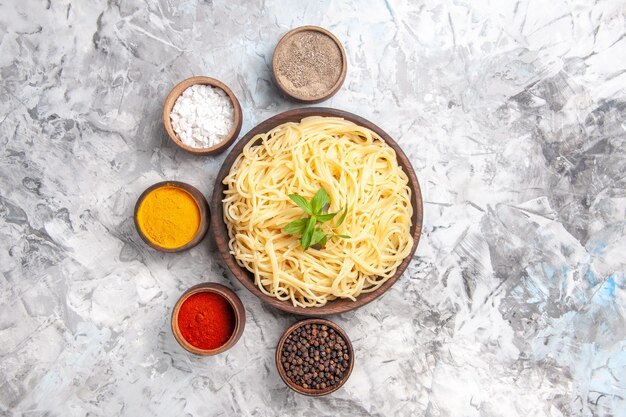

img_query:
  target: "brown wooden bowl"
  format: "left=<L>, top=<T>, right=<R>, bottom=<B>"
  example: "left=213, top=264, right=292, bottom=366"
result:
left=163, top=76, right=243, bottom=155
left=210, top=107, right=423, bottom=316
left=134, top=181, right=209, bottom=253
left=272, top=26, right=347, bottom=103
left=275, top=318, right=354, bottom=396
left=171, top=283, right=246, bottom=356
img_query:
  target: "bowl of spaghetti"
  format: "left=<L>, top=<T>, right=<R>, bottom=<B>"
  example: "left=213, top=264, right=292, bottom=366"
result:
left=210, top=108, right=423, bottom=316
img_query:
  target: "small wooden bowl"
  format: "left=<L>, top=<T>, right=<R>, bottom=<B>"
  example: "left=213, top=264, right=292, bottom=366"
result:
left=210, top=107, right=423, bottom=316
left=276, top=318, right=354, bottom=396
left=272, top=26, right=347, bottom=103
left=163, top=76, right=243, bottom=155
left=134, top=181, right=209, bottom=253
left=171, top=283, right=246, bottom=356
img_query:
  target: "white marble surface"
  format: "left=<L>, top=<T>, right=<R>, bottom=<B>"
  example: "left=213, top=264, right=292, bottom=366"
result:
left=1, top=0, right=625, bottom=416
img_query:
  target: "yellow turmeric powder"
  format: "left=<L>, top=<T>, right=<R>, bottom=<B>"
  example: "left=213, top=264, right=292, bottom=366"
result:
left=136, top=185, right=201, bottom=249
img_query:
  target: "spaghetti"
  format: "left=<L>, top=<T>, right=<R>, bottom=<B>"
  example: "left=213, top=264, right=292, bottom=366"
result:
left=222, top=116, right=413, bottom=307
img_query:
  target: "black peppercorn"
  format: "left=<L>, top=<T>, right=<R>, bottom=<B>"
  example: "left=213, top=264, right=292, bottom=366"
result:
left=280, top=322, right=351, bottom=392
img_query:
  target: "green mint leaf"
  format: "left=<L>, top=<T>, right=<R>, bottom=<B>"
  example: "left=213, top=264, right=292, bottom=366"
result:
left=311, top=188, right=331, bottom=215
left=289, top=194, right=313, bottom=215
left=337, top=234, right=351, bottom=239
left=284, top=218, right=308, bottom=235
left=300, top=216, right=316, bottom=250
left=316, top=211, right=339, bottom=222
left=310, top=228, right=327, bottom=245
left=319, top=234, right=328, bottom=247
left=322, top=203, right=330, bottom=213
left=334, top=206, right=348, bottom=228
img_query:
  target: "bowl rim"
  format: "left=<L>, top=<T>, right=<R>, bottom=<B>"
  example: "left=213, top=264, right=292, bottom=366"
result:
left=171, top=283, right=246, bottom=356
left=210, top=107, right=423, bottom=316
left=134, top=180, right=209, bottom=253
left=275, top=318, right=354, bottom=396
left=271, top=26, right=348, bottom=103
left=162, top=76, right=243, bottom=155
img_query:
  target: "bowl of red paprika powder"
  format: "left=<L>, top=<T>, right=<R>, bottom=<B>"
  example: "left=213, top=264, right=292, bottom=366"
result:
left=171, top=283, right=245, bottom=355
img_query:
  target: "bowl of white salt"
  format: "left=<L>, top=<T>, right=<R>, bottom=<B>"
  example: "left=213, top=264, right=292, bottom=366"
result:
left=163, top=76, right=242, bottom=155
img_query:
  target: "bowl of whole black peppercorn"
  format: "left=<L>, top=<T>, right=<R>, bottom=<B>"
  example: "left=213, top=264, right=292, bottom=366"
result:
left=275, top=318, right=354, bottom=396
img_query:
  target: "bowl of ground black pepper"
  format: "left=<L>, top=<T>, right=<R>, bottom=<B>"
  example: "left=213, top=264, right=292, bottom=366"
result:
left=272, top=26, right=347, bottom=103
left=276, top=319, right=354, bottom=396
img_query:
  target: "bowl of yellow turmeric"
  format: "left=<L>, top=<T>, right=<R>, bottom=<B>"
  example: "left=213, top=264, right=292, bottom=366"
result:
left=134, top=181, right=209, bottom=252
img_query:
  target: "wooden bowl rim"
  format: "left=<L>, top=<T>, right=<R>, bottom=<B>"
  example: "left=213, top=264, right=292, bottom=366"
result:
left=171, top=283, right=246, bottom=356
left=162, top=76, right=243, bottom=155
left=134, top=180, right=209, bottom=253
left=275, top=318, right=354, bottom=396
left=210, top=107, right=423, bottom=316
left=271, top=26, right=347, bottom=103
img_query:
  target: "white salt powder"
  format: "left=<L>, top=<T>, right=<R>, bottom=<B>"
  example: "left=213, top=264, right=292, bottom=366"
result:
left=169, top=84, right=235, bottom=149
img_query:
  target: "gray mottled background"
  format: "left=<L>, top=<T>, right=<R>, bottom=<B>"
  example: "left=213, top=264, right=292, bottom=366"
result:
left=1, top=0, right=625, bottom=416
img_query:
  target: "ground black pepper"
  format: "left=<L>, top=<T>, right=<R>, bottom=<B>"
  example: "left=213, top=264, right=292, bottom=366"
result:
left=280, top=323, right=351, bottom=391
left=274, top=30, right=343, bottom=99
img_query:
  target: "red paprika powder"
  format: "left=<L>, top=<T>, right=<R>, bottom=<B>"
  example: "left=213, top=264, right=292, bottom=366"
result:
left=177, top=291, right=236, bottom=350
